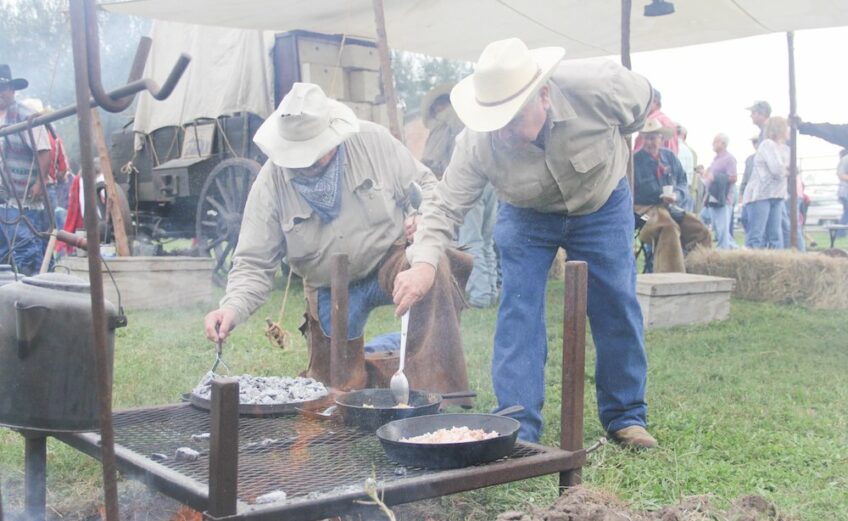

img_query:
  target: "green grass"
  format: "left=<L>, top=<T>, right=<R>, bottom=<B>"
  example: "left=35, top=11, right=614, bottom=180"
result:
left=1, top=279, right=846, bottom=519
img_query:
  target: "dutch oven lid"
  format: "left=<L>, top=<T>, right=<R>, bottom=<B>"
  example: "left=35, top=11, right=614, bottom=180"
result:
left=22, top=273, right=90, bottom=294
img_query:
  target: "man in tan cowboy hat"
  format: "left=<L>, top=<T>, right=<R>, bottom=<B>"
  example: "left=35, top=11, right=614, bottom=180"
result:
left=204, top=83, right=473, bottom=402
left=393, top=38, right=657, bottom=448
left=421, top=83, right=499, bottom=308
left=634, top=120, right=711, bottom=273
left=0, top=64, right=53, bottom=274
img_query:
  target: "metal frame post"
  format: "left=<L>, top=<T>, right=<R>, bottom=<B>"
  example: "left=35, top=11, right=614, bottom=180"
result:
left=208, top=378, right=239, bottom=518
left=24, top=434, right=47, bottom=521
left=330, top=254, right=350, bottom=388
left=560, top=261, right=587, bottom=489
left=787, top=31, right=799, bottom=249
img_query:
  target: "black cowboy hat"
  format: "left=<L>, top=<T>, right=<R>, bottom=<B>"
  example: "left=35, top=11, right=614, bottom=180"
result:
left=0, top=64, right=29, bottom=91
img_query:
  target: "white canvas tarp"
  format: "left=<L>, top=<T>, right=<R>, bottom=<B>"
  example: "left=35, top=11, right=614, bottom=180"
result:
left=132, top=21, right=276, bottom=135
left=106, top=0, right=848, bottom=62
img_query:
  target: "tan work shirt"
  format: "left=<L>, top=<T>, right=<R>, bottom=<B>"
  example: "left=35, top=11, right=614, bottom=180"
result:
left=408, top=60, right=652, bottom=268
left=221, top=121, right=436, bottom=324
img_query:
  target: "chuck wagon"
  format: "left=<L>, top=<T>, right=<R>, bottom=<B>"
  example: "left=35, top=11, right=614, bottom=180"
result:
left=108, top=24, right=398, bottom=283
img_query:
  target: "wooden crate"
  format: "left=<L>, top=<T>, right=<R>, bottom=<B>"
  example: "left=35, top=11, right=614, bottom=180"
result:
left=636, top=273, right=735, bottom=329
left=59, top=256, right=216, bottom=310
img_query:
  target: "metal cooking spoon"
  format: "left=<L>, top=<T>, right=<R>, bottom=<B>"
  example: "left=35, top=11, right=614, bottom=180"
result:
left=390, top=310, right=411, bottom=406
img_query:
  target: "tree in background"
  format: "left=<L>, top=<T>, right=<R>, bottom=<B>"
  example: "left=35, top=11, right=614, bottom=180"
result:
left=391, top=50, right=472, bottom=120
left=0, top=0, right=149, bottom=166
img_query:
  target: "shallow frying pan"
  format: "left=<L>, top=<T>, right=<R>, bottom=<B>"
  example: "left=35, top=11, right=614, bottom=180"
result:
left=375, top=406, right=523, bottom=469
left=334, top=389, right=476, bottom=431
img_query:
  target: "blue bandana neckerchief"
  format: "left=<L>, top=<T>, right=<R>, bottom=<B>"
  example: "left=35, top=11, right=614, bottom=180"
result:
left=291, top=144, right=345, bottom=223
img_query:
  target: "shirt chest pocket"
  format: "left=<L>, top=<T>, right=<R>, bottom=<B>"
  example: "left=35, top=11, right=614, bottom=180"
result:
left=353, top=179, right=395, bottom=226
left=569, top=136, right=613, bottom=175
left=281, top=214, right=321, bottom=262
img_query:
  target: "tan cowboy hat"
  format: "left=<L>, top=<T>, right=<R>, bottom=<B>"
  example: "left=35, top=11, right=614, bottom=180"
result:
left=253, top=83, right=359, bottom=169
left=421, top=83, right=455, bottom=129
left=639, top=118, right=674, bottom=138
left=450, top=38, right=565, bottom=133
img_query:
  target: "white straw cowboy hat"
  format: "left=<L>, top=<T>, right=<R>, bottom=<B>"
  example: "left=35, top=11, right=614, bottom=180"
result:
left=253, top=83, right=359, bottom=169
left=421, top=83, right=455, bottom=130
left=639, top=118, right=674, bottom=138
left=450, top=38, right=565, bottom=133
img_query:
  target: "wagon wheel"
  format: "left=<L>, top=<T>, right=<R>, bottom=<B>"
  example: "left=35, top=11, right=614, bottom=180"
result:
left=196, top=157, right=261, bottom=286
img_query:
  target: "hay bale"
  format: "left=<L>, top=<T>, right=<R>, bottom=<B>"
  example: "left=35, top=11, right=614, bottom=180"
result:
left=685, top=248, right=848, bottom=309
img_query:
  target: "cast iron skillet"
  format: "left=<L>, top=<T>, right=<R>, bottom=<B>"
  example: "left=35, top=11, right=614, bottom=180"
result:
left=375, top=405, right=523, bottom=469
left=334, top=389, right=476, bottom=431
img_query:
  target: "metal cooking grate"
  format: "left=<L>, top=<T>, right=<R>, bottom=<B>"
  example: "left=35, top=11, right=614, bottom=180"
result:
left=111, top=405, right=547, bottom=505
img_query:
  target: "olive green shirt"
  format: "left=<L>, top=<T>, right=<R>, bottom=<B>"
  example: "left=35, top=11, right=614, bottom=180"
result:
left=221, top=121, right=436, bottom=325
left=408, top=60, right=652, bottom=268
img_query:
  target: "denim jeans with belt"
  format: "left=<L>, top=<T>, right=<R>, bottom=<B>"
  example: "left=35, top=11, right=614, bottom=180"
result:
left=492, top=177, right=648, bottom=441
left=0, top=206, right=49, bottom=275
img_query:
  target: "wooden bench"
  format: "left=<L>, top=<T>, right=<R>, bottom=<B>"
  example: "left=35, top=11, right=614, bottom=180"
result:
left=636, top=273, right=735, bottom=329
left=824, top=224, right=848, bottom=248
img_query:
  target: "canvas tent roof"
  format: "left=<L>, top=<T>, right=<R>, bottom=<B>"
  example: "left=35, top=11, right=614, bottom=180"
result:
left=105, top=0, right=848, bottom=61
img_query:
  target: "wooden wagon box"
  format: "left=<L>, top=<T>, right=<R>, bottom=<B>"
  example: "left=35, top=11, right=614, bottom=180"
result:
left=636, top=273, right=735, bottom=329
left=60, top=256, right=216, bottom=310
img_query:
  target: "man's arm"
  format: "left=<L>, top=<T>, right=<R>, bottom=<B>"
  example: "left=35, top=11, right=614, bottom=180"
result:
left=797, top=121, right=848, bottom=149
left=607, top=64, right=653, bottom=135
left=211, top=162, right=286, bottom=339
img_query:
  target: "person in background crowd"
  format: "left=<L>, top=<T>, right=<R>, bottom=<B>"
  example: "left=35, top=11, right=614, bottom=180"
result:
left=744, top=117, right=790, bottom=249
left=748, top=100, right=771, bottom=144
left=702, top=133, right=738, bottom=249
left=0, top=65, right=51, bottom=274
left=204, top=83, right=473, bottom=403
left=738, top=136, right=759, bottom=236
left=394, top=38, right=657, bottom=448
left=634, top=119, right=711, bottom=272
left=421, top=84, right=498, bottom=308
left=634, top=88, right=678, bottom=154
left=675, top=124, right=696, bottom=212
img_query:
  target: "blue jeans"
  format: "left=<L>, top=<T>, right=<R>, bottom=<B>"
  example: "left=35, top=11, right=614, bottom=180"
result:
left=492, top=177, right=648, bottom=441
left=781, top=202, right=806, bottom=251
left=744, top=199, right=784, bottom=249
left=0, top=206, right=49, bottom=275
left=458, top=183, right=498, bottom=307
left=317, top=269, right=393, bottom=339
left=707, top=205, right=734, bottom=249
left=840, top=196, right=848, bottom=237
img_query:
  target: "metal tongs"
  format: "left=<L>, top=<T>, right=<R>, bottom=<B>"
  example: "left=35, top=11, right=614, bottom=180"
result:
left=211, top=323, right=230, bottom=375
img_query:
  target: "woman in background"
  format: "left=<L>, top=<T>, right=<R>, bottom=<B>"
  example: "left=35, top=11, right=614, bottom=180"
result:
left=743, top=117, right=790, bottom=249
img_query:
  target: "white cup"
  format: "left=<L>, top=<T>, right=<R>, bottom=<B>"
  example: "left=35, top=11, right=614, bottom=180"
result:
left=662, top=185, right=674, bottom=198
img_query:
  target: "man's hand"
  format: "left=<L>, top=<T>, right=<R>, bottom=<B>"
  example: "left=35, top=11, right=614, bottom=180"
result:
left=204, top=308, right=237, bottom=342
left=392, top=262, right=436, bottom=316
left=660, top=193, right=677, bottom=205
left=403, top=214, right=419, bottom=243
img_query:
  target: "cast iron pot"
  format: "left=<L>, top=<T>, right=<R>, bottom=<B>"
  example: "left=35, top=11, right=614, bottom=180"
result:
left=375, top=406, right=523, bottom=469
left=332, top=388, right=476, bottom=431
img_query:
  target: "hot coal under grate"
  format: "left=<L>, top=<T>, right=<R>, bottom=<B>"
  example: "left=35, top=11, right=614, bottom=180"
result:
left=109, top=404, right=550, bottom=506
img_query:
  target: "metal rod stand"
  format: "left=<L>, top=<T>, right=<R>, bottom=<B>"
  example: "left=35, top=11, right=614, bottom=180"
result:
left=330, top=254, right=350, bottom=389
left=208, top=378, right=239, bottom=518
left=560, top=261, right=588, bottom=489
left=24, top=434, right=47, bottom=521
left=787, top=31, right=799, bottom=249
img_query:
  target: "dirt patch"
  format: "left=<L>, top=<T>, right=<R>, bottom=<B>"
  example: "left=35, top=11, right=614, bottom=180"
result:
left=496, top=487, right=794, bottom=521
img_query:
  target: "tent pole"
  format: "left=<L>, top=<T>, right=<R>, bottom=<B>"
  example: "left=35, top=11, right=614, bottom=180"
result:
left=371, top=0, right=403, bottom=141
left=621, top=0, right=634, bottom=193
left=787, top=31, right=799, bottom=249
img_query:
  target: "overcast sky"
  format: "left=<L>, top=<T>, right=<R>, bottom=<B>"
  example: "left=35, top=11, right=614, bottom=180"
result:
left=615, top=25, right=848, bottom=186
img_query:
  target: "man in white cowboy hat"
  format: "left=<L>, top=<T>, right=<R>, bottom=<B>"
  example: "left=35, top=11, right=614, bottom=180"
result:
left=421, top=83, right=498, bottom=308
left=634, top=120, right=711, bottom=273
left=204, top=83, right=473, bottom=401
left=0, top=64, right=53, bottom=274
left=393, top=38, right=657, bottom=447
